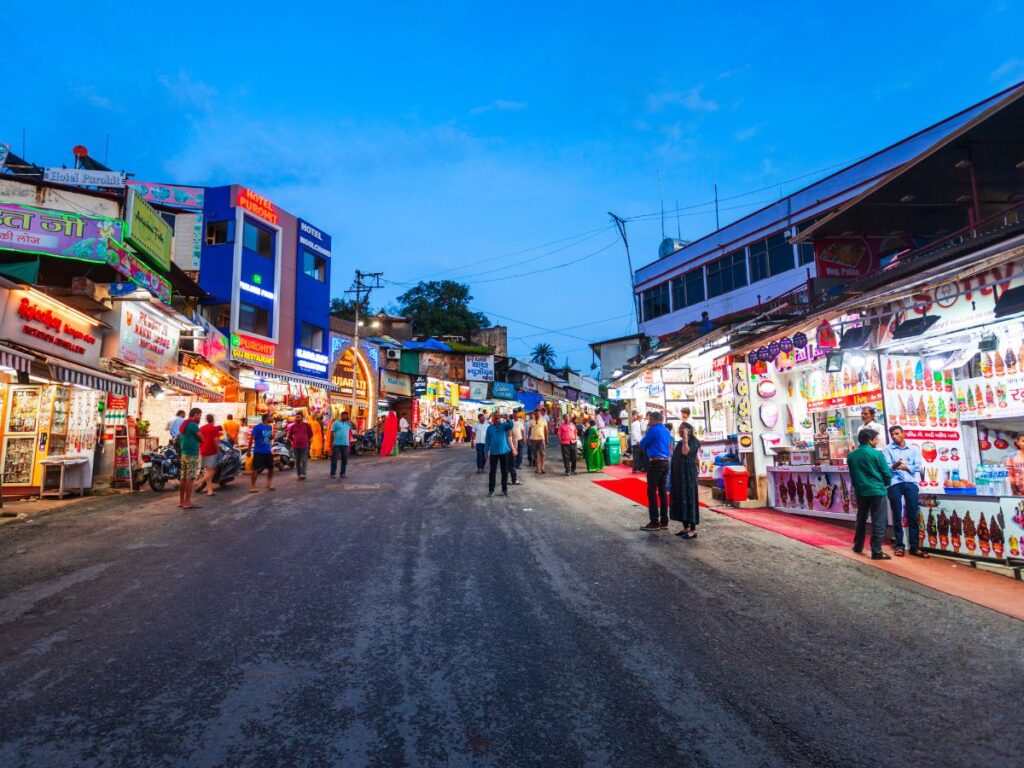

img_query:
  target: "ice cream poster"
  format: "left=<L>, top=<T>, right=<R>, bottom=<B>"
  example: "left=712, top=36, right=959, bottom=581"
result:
left=917, top=496, right=1007, bottom=560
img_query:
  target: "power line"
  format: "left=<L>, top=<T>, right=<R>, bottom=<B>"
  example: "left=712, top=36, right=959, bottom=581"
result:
left=440, top=227, right=612, bottom=282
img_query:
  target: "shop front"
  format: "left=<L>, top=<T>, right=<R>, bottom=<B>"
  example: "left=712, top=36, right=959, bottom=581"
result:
left=329, top=335, right=378, bottom=431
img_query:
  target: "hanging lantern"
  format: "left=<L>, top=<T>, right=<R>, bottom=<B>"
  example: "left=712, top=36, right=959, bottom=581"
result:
left=747, top=351, right=759, bottom=365
left=756, top=346, right=771, bottom=362
left=779, top=336, right=793, bottom=354
left=793, top=332, right=808, bottom=349
left=768, top=341, right=781, bottom=359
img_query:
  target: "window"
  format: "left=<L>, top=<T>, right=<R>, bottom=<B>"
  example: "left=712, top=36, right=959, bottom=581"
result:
left=748, top=240, right=768, bottom=283
left=243, top=221, right=274, bottom=258
left=300, top=322, right=324, bottom=350
left=205, top=220, right=233, bottom=245
left=205, top=303, right=231, bottom=329
left=706, top=250, right=747, bottom=298
left=768, top=233, right=794, bottom=275
left=302, top=249, right=326, bottom=282
left=238, top=302, right=270, bottom=336
left=671, top=267, right=705, bottom=309
left=641, top=283, right=671, bottom=321
left=798, top=241, right=815, bottom=266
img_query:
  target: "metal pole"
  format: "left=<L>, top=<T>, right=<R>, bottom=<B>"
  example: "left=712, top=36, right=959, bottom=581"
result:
left=608, top=212, right=640, bottom=333
left=352, top=271, right=360, bottom=421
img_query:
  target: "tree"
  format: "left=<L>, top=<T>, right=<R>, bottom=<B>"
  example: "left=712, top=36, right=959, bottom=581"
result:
left=330, top=295, right=371, bottom=321
left=397, top=280, right=490, bottom=337
left=530, top=342, right=556, bottom=370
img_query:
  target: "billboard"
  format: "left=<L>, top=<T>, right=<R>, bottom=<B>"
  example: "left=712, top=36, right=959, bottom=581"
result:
left=125, top=189, right=172, bottom=272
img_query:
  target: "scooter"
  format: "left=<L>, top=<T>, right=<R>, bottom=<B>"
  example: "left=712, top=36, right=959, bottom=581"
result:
left=350, top=428, right=379, bottom=456
left=196, top=440, right=243, bottom=491
left=423, top=425, right=452, bottom=449
left=147, top=444, right=181, bottom=492
left=272, top=437, right=295, bottom=470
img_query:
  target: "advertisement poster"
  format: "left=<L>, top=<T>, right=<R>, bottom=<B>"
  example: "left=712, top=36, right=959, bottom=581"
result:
left=469, top=382, right=489, bottom=401
left=124, top=189, right=173, bottom=272
left=0, top=202, right=123, bottom=261
left=881, top=354, right=965, bottom=490
left=1001, top=497, right=1024, bottom=560
left=815, top=235, right=913, bottom=279
left=767, top=467, right=855, bottom=521
left=110, top=303, right=180, bottom=375
left=419, top=352, right=464, bottom=381
left=956, top=369, right=1024, bottom=422
left=464, top=354, right=495, bottom=382
left=733, top=362, right=753, bottom=452
left=126, top=180, right=205, bottom=210
left=917, top=495, right=1006, bottom=560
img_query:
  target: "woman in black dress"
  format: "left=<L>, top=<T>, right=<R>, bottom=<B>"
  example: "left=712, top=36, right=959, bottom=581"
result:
left=669, top=420, right=701, bottom=539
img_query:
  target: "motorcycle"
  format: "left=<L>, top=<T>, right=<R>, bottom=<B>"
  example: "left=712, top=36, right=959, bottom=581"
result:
left=272, top=437, right=295, bottom=470
left=350, top=428, right=379, bottom=456
left=147, top=444, right=181, bottom=492
left=196, top=439, right=243, bottom=491
left=423, top=424, right=453, bottom=449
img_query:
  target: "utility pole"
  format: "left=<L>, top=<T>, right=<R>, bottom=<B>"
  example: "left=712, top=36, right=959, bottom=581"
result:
left=608, top=212, right=641, bottom=332
left=346, top=270, right=383, bottom=424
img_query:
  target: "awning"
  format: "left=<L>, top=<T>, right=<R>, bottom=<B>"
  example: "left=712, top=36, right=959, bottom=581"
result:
left=240, top=364, right=341, bottom=392
left=166, top=374, right=224, bottom=402
left=0, top=343, right=32, bottom=374
left=48, top=358, right=133, bottom=396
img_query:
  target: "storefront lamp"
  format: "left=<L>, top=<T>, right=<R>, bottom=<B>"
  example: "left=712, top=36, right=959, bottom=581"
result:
left=147, top=383, right=165, bottom=400
left=891, top=315, right=940, bottom=340
left=994, top=285, right=1024, bottom=318
left=846, top=352, right=867, bottom=370
left=839, top=325, right=873, bottom=349
left=825, top=351, right=844, bottom=373
left=927, top=355, right=947, bottom=371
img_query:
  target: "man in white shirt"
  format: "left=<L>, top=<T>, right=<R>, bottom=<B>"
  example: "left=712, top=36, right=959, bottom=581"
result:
left=858, top=407, right=882, bottom=440
left=473, top=413, right=489, bottom=474
left=630, top=410, right=646, bottom=473
left=398, top=413, right=411, bottom=449
left=511, top=410, right=526, bottom=469
left=595, top=410, right=606, bottom=430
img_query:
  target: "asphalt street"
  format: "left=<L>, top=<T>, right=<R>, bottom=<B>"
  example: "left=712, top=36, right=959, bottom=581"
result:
left=0, top=445, right=1021, bottom=767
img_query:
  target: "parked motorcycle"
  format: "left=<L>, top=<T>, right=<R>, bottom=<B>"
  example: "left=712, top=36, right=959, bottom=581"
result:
left=272, top=437, right=295, bottom=470
left=196, top=439, right=243, bottom=491
left=146, top=444, right=181, bottom=492
left=423, top=424, right=452, bottom=449
left=350, top=428, right=379, bottom=456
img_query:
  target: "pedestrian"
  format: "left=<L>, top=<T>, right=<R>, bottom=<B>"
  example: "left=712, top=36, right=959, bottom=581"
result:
left=670, top=418, right=701, bottom=538
left=398, top=412, right=411, bottom=449
left=529, top=410, right=548, bottom=474
left=484, top=412, right=514, bottom=497
left=290, top=411, right=314, bottom=479
left=883, top=426, right=927, bottom=557
left=249, top=413, right=275, bottom=493
left=847, top=428, right=893, bottom=560
left=330, top=412, right=353, bottom=478
left=595, top=409, right=606, bottom=430
left=582, top=419, right=605, bottom=472
left=168, top=409, right=186, bottom=443
left=511, top=410, right=526, bottom=470
left=178, top=407, right=202, bottom=509
left=236, top=417, right=250, bottom=450
left=222, top=413, right=239, bottom=446
left=309, top=412, right=324, bottom=459
left=507, top=417, right=523, bottom=486
left=198, top=413, right=222, bottom=498
left=558, top=414, right=578, bottom=475
left=639, top=411, right=672, bottom=531
left=630, top=409, right=646, bottom=473
left=473, top=413, right=488, bottom=474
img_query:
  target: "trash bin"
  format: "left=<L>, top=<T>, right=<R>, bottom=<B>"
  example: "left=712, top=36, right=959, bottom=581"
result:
left=723, top=465, right=749, bottom=502
left=605, top=435, right=621, bottom=465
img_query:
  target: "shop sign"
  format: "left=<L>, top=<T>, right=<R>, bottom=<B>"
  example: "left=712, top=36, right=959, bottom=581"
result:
left=105, top=238, right=173, bottom=305
left=332, top=348, right=371, bottom=397
left=126, top=180, right=204, bottom=209
left=564, top=386, right=580, bottom=403
left=492, top=381, right=516, bottom=400
left=381, top=370, right=413, bottom=397
left=469, top=382, right=489, bottom=401
left=297, top=219, right=331, bottom=258
left=0, top=201, right=123, bottom=260
left=814, top=235, right=915, bottom=279
left=236, top=187, right=279, bottom=225
left=523, top=376, right=538, bottom=393
left=108, top=302, right=180, bottom=375
left=413, top=375, right=428, bottom=396
left=241, top=280, right=276, bottom=300
left=662, top=366, right=693, bottom=384
left=232, top=333, right=276, bottom=366
left=295, top=347, right=329, bottom=377
left=419, top=351, right=464, bottom=381
left=43, top=167, right=126, bottom=188
left=124, top=189, right=172, bottom=272
left=190, top=311, right=231, bottom=372
left=807, top=388, right=883, bottom=414
left=465, top=354, right=495, bottom=382
left=955, top=371, right=1024, bottom=421
left=1, top=288, right=102, bottom=366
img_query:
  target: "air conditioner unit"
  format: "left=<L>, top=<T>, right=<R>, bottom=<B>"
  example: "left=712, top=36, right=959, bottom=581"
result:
left=385, top=348, right=401, bottom=360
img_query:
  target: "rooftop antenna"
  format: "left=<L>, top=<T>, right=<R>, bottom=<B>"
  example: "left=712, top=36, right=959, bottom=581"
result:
left=21, top=127, right=26, bottom=158
left=675, top=200, right=681, bottom=239
left=657, top=169, right=665, bottom=239
left=104, top=134, right=110, bottom=165
left=714, top=164, right=720, bottom=230
left=608, top=212, right=640, bottom=332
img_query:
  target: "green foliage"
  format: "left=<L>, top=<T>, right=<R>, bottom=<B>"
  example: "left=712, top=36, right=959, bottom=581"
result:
left=530, top=342, right=556, bottom=370
left=397, top=281, right=491, bottom=337
left=330, top=295, right=371, bottom=321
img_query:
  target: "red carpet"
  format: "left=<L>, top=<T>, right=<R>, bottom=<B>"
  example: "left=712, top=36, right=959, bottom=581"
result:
left=600, top=463, right=636, bottom=480
left=593, top=477, right=650, bottom=507
left=714, top=507, right=853, bottom=548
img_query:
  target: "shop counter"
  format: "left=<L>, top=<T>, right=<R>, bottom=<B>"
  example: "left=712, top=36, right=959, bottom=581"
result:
left=766, top=465, right=855, bottom=521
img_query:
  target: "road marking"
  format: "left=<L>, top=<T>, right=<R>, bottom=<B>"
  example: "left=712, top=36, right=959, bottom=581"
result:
left=325, top=483, right=393, bottom=492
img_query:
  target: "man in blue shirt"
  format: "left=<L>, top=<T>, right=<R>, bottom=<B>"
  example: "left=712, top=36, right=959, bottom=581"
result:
left=882, top=425, right=927, bottom=557
left=330, top=412, right=353, bottom=478
left=638, top=411, right=673, bottom=531
left=249, top=414, right=275, bottom=493
left=484, top=412, right=514, bottom=497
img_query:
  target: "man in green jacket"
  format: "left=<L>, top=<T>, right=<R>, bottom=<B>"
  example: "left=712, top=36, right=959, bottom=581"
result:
left=846, top=428, right=893, bottom=560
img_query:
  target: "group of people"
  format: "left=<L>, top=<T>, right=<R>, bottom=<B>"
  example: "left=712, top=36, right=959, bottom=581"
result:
left=636, top=409, right=702, bottom=538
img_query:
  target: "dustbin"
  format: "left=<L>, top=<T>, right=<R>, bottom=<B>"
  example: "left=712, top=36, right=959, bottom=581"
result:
left=723, top=465, right=749, bottom=502
left=605, top=436, right=621, bottom=465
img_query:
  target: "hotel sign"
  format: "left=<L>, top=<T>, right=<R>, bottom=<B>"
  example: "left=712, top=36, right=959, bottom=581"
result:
left=236, top=187, right=279, bottom=225
left=231, top=333, right=276, bottom=366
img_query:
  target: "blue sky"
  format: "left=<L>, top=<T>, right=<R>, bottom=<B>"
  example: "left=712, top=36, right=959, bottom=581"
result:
left=6, top=1, right=1024, bottom=371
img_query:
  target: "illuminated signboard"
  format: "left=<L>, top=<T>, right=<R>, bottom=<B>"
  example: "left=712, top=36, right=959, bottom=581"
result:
left=236, top=187, right=279, bottom=225
left=231, top=332, right=276, bottom=366
left=294, top=347, right=329, bottom=376
left=240, top=280, right=276, bottom=300
left=1, top=288, right=102, bottom=366
left=124, top=188, right=173, bottom=272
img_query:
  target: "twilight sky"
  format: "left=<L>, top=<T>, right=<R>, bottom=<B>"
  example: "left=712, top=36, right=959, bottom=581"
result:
left=6, top=1, right=1024, bottom=371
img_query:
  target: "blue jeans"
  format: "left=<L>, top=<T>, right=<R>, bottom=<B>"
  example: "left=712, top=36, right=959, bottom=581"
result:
left=888, top=481, right=920, bottom=550
left=475, top=444, right=486, bottom=470
left=330, top=445, right=349, bottom=477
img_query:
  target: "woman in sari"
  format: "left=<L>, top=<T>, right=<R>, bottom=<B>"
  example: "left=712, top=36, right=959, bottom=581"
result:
left=309, top=410, right=324, bottom=459
left=583, top=419, right=605, bottom=473
left=670, top=419, right=701, bottom=538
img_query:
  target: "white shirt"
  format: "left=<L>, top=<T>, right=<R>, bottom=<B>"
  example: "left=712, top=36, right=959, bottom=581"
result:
left=399, top=417, right=410, bottom=431
left=474, top=422, right=489, bottom=445
left=858, top=420, right=880, bottom=437
left=595, top=413, right=606, bottom=429
left=629, top=420, right=643, bottom=444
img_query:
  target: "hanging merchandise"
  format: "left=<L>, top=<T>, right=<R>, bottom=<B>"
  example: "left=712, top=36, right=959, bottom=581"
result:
left=756, top=380, right=777, bottom=399
left=768, top=341, right=781, bottom=359
left=816, top=320, right=838, bottom=349
left=759, top=403, right=780, bottom=428
left=756, top=347, right=772, bottom=362
left=779, top=337, right=794, bottom=354
left=792, top=332, right=808, bottom=350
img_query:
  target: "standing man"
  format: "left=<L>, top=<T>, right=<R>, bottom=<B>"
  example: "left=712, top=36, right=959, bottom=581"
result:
left=507, top=417, right=523, bottom=486
left=198, top=413, right=222, bottom=498
left=249, top=413, right=275, bottom=493
left=398, top=412, right=411, bottom=449
left=511, top=410, right=526, bottom=470
left=484, top=413, right=514, bottom=497
left=473, top=413, right=488, bottom=474
left=222, top=413, right=240, bottom=446
left=630, top=410, right=646, bottom=473
left=330, top=412, right=353, bottom=478
left=883, top=426, right=927, bottom=557
left=595, top=409, right=606, bottom=430
left=847, top=428, right=892, bottom=560
left=168, top=409, right=186, bottom=444
left=290, top=411, right=314, bottom=480
left=529, top=410, right=549, bottom=474
left=858, top=406, right=882, bottom=439
left=558, top=414, right=578, bottom=475
left=638, top=412, right=672, bottom=531
left=178, top=407, right=202, bottom=509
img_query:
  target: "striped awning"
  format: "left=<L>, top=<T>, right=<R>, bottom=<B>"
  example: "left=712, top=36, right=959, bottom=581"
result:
left=166, top=374, right=224, bottom=402
left=0, top=344, right=32, bottom=374
left=48, top=359, right=133, bottom=396
left=241, top=364, right=340, bottom=392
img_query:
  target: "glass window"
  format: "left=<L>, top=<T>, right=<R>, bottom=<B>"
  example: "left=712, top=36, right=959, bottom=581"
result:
left=768, top=233, right=794, bottom=275
left=302, top=250, right=326, bottom=282
left=238, top=302, right=270, bottom=336
left=671, top=267, right=705, bottom=309
left=641, top=283, right=671, bottom=321
left=798, top=241, right=815, bottom=266
left=707, top=250, right=747, bottom=298
left=300, top=322, right=324, bottom=350
left=205, top=220, right=233, bottom=245
left=243, top=221, right=274, bottom=258
left=204, top=303, right=231, bottom=329
left=748, top=240, right=768, bottom=283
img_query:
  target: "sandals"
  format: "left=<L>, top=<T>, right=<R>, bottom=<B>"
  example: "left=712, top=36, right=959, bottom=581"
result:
left=909, top=549, right=930, bottom=558
left=249, top=488, right=259, bottom=493
left=894, top=547, right=906, bottom=557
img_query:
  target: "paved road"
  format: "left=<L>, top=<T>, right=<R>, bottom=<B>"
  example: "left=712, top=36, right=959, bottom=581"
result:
left=0, top=446, right=1020, bottom=767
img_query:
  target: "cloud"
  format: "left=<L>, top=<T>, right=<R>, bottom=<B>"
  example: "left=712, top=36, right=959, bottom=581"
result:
left=469, top=99, right=528, bottom=115
left=646, top=86, right=719, bottom=113
left=717, top=66, right=749, bottom=80
left=734, top=125, right=759, bottom=142
left=990, top=58, right=1024, bottom=82
left=74, top=85, right=116, bottom=111
left=158, top=70, right=217, bottom=112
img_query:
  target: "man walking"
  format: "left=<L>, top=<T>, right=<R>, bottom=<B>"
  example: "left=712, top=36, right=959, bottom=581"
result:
left=398, top=412, right=411, bottom=450
left=222, top=413, right=240, bottom=446
left=529, top=411, right=549, bottom=474
left=629, top=409, right=646, bottom=473
left=178, top=408, right=202, bottom=509
left=507, top=417, right=523, bottom=486
left=558, top=414, right=578, bottom=475
left=511, top=410, right=526, bottom=470
left=249, top=413, right=275, bottom=493
left=485, top=412, right=514, bottom=497
left=198, top=413, right=222, bottom=498
left=290, top=412, right=314, bottom=479
left=847, top=428, right=892, bottom=560
left=473, top=413, right=488, bottom=474
left=638, top=412, right=672, bottom=531
left=883, top=425, right=927, bottom=557
left=330, top=412, right=353, bottom=478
